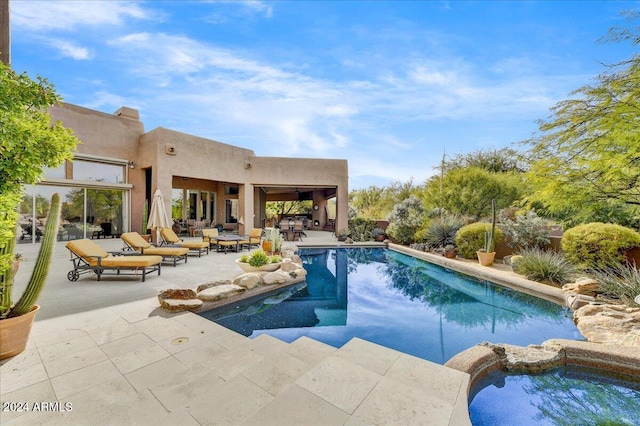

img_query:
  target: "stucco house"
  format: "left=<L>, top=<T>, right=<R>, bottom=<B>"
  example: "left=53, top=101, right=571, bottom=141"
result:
left=17, top=103, right=348, bottom=243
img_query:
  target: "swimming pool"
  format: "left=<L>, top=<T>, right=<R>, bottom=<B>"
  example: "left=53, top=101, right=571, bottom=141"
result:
left=201, top=247, right=582, bottom=364
left=469, top=366, right=640, bottom=425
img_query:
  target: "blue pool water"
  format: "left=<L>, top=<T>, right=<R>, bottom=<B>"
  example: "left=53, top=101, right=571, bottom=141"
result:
left=469, top=366, right=640, bottom=425
left=201, top=247, right=582, bottom=364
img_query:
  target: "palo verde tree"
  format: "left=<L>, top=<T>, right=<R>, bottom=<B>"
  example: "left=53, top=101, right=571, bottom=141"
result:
left=0, top=63, right=79, bottom=278
left=524, top=12, right=640, bottom=228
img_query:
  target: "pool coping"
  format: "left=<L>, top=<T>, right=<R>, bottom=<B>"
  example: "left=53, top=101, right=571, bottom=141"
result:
left=389, top=243, right=568, bottom=306
left=445, top=339, right=640, bottom=399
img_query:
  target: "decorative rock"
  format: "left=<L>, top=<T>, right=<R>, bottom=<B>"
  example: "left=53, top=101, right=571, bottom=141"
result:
left=567, top=294, right=596, bottom=310
left=292, top=268, right=307, bottom=277
left=481, top=342, right=564, bottom=373
left=573, top=303, right=640, bottom=346
left=197, top=282, right=245, bottom=301
left=282, top=245, right=297, bottom=259
left=157, top=289, right=203, bottom=312
left=263, top=270, right=292, bottom=285
left=279, top=261, right=299, bottom=272
left=290, top=254, right=303, bottom=265
left=233, top=273, right=263, bottom=290
left=562, top=277, right=601, bottom=296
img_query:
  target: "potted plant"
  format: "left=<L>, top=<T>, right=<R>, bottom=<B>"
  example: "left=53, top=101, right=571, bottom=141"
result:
left=444, top=244, right=458, bottom=259
left=1, top=194, right=62, bottom=359
left=477, top=199, right=497, bottom=266
left=372, top=227, right=387, bottom=242
left=235, top=249, right=283, bottom=273
left=261, top=227, right=283, bottom=255
left=1, top=65, right=79, bottom=360
left=337, top=228, right=350, bottom=242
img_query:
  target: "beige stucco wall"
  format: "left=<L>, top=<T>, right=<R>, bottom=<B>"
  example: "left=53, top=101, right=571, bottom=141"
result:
left=46, top=103, right=349, bottom=236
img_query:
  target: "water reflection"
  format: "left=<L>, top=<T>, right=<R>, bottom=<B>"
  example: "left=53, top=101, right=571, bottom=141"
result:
left=469, top=367, right=640, bottom=426
left=203, top=248, right=580, bottom=364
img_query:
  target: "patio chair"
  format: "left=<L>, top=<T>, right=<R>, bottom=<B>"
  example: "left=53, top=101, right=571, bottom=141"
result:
left=202, top=228, right=219, bottom=250
left=160, top=227, right=209, bottom=257
left=293, top=220, right=306, bottom=241
left=121, top=232, right=189, bottom=267
left=247, top=228, right=262, bottom=248
left=65, top=239, right=162, bottom=282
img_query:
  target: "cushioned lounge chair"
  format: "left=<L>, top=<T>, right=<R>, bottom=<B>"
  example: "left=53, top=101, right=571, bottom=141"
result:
left=66, top=239, right=162, bottom=282
left=121, top=232, right=189, bottom=266
left=160, top=228, right=209, bottom=257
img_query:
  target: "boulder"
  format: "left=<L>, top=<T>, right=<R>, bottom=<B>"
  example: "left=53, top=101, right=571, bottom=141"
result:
left=157, top=289, right=203, bottom=312
left=573, top=303, right=640, bottom=346
left=197, top=282, right=245, bottom=301
left=279, top=261, right=299, bottom=272
left=290, top=254, right=303, bottom=266
left=263, top=270, right=292, bottom=285
left=233, top=273, right=263, bottom=290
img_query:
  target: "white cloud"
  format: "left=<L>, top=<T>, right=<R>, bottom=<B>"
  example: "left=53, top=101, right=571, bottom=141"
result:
left=49, top=39, right=92, bottom=60
left=11, top=0, right=152, bottom=32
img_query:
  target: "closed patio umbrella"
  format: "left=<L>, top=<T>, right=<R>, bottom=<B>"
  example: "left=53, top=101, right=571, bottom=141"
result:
left=147, top=189, right=172, bottom=244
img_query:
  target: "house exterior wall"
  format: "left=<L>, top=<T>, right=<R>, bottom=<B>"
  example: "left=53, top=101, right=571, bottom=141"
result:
left=46, top=103, right=348, bottom=236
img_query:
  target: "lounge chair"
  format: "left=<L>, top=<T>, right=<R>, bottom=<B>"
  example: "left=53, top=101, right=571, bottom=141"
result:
left=121, top=232, right=189, bottom=266
left=66, top=239, right=162, bottom=282
left=160, top=228, right=209, bottom=257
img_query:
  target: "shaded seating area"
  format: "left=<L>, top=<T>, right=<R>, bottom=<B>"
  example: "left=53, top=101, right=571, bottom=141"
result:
left=121, top=232, right=189, bottom=267
left=201, top=228, right=247, bottom=253
left=65, top=239, right=162, bottom=282
left=160, top=228, right=209, bottom=257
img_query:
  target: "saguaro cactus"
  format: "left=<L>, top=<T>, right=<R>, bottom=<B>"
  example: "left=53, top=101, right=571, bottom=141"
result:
left=1, top=193, right=61, bottom=318
left=483, top=199, right=497, bottom=253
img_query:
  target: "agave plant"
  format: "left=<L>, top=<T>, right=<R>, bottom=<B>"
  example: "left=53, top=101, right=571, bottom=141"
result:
left=424, top=214, right=464, bottom=248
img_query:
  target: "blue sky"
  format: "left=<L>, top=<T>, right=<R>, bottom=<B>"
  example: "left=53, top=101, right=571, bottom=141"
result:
left=9, top=0, right=639, bottom=190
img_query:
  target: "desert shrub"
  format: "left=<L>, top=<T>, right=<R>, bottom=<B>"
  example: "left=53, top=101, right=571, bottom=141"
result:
left=512, top=248, right=577, bottom=285
left=455, top=222, right=503, bottom=259
left=424, top=214, right=464, bottom=248
left=592, top=264, right=640, bottom=306
left=386, top=197, right=425, bottom=245
left=347, top=217, right=377, bottom=242
left=561, top=223, right=640, bottom=270
left=499, top=209, right=550, bottom=250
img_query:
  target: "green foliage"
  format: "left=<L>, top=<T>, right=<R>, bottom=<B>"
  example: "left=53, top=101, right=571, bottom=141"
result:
left=561, top=223, right=640, bottom=270
left=455, top=222, right=504, bottom=259
left=512, top=248, right=577, bottom=285
left=523, top=23, right=640, bottom=228
left=423, top=214, right=464, bottom=248
left=270, top=255, right=283, bottom=263
left=592, top=263, right=640, bottom=306
left=347, top=217, right=377, bottom=242
left=349, top=185, right=388, bottom=219
left=238, top=254, right=249, bottom=263
left=422, top=167, right=524, bottom=220
left=386, top=196, right=424, bottom=245
left=499, top=209, right=550, bottom=251
left=444, top=147, right=526, bottom=173
left=245, top=250, right=270, bottom=268
left=0, top=63, right=79, bottom=314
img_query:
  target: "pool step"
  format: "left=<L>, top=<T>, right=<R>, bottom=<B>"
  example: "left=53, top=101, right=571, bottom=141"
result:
left=233, top=333, right=472, bottom=425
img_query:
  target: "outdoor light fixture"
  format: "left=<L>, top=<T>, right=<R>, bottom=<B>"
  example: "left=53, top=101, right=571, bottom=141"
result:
left=128, top=161, right=135, bottom=169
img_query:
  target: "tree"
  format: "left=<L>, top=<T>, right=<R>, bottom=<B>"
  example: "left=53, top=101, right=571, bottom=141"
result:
left=349, top=185, right=386, bottom=219
left=444, top=147, right=526, bottom=174
left=421, top=167, right=524, bottom=220
left=524, top=14, right=640, bottom=228
left=0, top=63, right=79, bottom=276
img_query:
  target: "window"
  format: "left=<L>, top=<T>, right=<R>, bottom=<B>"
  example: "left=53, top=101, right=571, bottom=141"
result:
left=72, top=160, right=125, bottom=183
left=224, top=185, right=239, bottom=195
left=225, top=199, right=238, bottom=223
